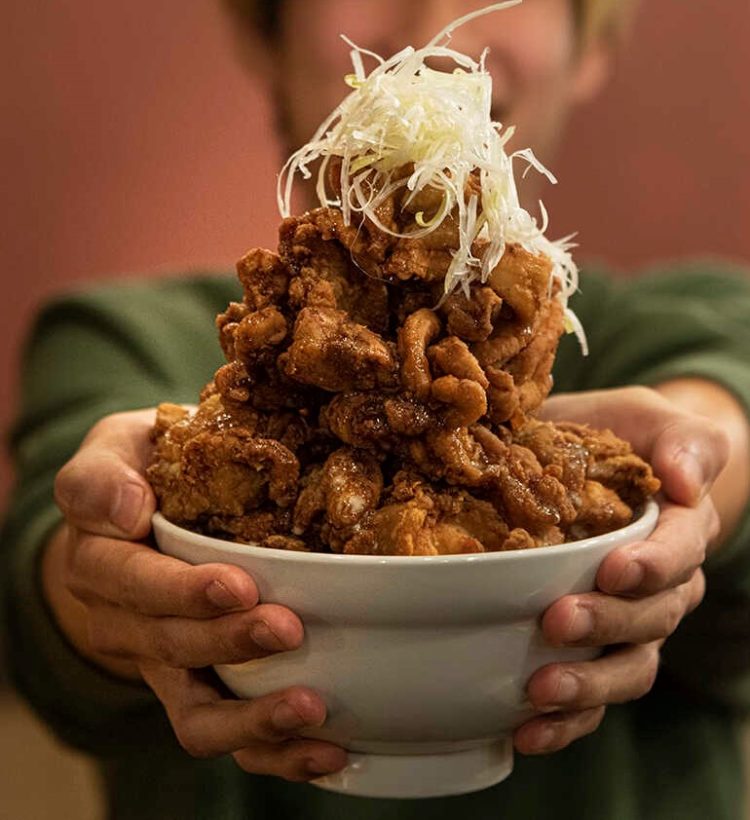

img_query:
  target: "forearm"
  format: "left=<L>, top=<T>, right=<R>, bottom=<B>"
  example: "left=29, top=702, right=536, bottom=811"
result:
left=655, top=378, right=750, bottom=548
left=42, top=525, right=141, bottom=681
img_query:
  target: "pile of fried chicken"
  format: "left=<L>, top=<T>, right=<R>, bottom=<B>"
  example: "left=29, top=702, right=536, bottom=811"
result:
left=148, top=185, right=660, bottom=555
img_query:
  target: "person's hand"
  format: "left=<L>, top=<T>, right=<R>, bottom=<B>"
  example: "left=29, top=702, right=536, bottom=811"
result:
left=513, top=386, right=730, bottom=755
left=47, top=409, right=347, bottom=781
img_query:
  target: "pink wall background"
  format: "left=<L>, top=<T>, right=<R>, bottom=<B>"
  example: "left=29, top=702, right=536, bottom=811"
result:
left=1, top=0, right=749, bottom=510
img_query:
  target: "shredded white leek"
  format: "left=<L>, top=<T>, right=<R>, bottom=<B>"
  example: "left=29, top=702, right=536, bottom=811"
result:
left=277, top=0, right=586, bottom=351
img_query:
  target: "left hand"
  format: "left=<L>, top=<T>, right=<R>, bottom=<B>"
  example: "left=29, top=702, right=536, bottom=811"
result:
left=514, top=386, right=729, bottom=755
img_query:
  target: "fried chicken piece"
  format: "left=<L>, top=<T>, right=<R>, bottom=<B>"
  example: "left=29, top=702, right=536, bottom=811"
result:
left=555, top=421, right=662, bottom=505
left=329, top=171, right=481, bottom=285
left=513, top=418, right=588, bottom=492
left=232, top=307, right=288, bottom=363
left=471, top=290, right=565, bottom=422
left=413, top=427, right=498, bottom=487
left=235, top=248, right=291, bottom=312
left=495, top=444, right=577, bottom=534
left=150, top=189, right=661, bottom=553
left=412, top=423, right=576, bottom=537
left=427, top=336, right=489, bottom=388
left=514, top=418, right=659, bottom=534
left=279, top=209, right=390, bottom=332
left=383, top=238, right=458, bottom=283
left=214, top=360, right=252, bottom=404
left=504, top=298, right=565, bottom=414
left=282, top=307, right=399, bottom=393
left=472, top=323, right=526, bottom=372
left=567, top=481, right=634, bottom=540
left=321, top=393, right=395, bottom=450
left=398, top=308, right=441, bottom=401
left=486, top=243, right=553, bottom=326
left=202, top=507, right=311, bottom=551
left=484, top=366, right=521, bottom=426
left=427, top=336, right=489, bottom=427
left=148, top=397, right=301, bottom=524
left=431, top=376, right=487, bottom=427
left=293, top=448, right=383, bottom=551
left=204, top=508, right=293, bottom=544
left=439, top=286, right=503, bottom=343
left=216, top=301, right=250, bottom=361
left=343, top=470, right=522, bottom=556
left=321, top=392, right=432, bottom=451
left=384, top=396, right=434, bottom=437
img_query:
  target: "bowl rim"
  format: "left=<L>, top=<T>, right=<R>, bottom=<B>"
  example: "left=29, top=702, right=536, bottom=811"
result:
left=152, top=498, right=659, bottom=568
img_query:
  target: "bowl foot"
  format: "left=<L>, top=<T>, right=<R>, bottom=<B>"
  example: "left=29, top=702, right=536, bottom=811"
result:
left=311, top=738, right=514, bottom=799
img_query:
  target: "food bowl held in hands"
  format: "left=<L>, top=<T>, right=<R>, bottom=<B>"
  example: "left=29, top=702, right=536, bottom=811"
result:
left=153, top=500, right=659, bottom=799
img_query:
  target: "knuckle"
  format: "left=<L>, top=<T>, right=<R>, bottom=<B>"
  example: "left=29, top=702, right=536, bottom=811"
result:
left=118, top=552, right=143, bottom=612
left=149, top=626, right=181, bottom=667
left=218, top=620, right=249, bottom=661
left=624, top=386, right=654, bottom=406
left=585, top=598, right=618, bottom=644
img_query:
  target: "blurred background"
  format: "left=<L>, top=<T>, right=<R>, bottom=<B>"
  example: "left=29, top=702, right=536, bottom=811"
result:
left=1, top=1, right=749, bottom=817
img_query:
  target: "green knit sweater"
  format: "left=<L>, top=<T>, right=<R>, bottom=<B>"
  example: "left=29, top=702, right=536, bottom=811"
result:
left=3, top=262, right=750, bottom=820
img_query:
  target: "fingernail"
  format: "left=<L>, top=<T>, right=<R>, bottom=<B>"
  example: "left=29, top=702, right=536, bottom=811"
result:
left=565, top=605, right=594, bottom=643
left=206, top=581, right=242, bottom=611
left=272, top=701, right=307, bottom=731
left=250, top=620, right=285, bottom=650
left=552, top=673, right=579, bottom=706
left=611, top=562, right=644, bottom=594
left=110, top=481, right=146, bottom=532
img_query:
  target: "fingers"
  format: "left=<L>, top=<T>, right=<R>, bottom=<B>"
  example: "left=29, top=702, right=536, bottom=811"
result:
left=233, top=740, right=349, bottom=782
left=68, top=533, right=260, bottom=617
left=87, top=602, right=304, bottom=667
left=542, top=570, right=705, bottom=648
left=513, top=706, right=606, bottom=756
left=143, top=666, right=347, bottom=781
left=650, top=416, right=729, bottom=508
left=55, top=409, right=157, bottom=539
left=526, top=643, right=661, bottom=715
left=596, top=500, right=717, bottom=596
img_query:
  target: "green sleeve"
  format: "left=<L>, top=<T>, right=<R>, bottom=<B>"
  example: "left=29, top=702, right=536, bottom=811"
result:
left=0, top=273, right=238, bottom=753
left=554, top=261, right=750, bottom=711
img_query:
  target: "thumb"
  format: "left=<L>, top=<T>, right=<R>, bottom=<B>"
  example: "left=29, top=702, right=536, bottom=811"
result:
left=650, top=417, right=729, bottom=507
left=54, top=409, right=157, bottom=539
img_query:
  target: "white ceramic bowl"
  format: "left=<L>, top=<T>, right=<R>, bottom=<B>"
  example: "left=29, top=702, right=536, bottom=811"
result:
left=153, top=500, right=659, bottom=799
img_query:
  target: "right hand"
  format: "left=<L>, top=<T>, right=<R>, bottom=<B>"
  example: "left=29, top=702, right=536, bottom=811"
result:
left=46, top=409, right=347, bottom=781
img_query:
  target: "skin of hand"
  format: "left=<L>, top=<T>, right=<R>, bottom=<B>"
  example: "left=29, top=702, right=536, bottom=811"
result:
left=45, top=409, right=348, bottom=782
left=514, top=381, right=750, bottom=755
left=44, top=380, right=749, bottom=771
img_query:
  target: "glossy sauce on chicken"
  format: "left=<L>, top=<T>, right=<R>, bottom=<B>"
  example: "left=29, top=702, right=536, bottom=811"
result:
left=147, top=194, right=660, bottom=555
